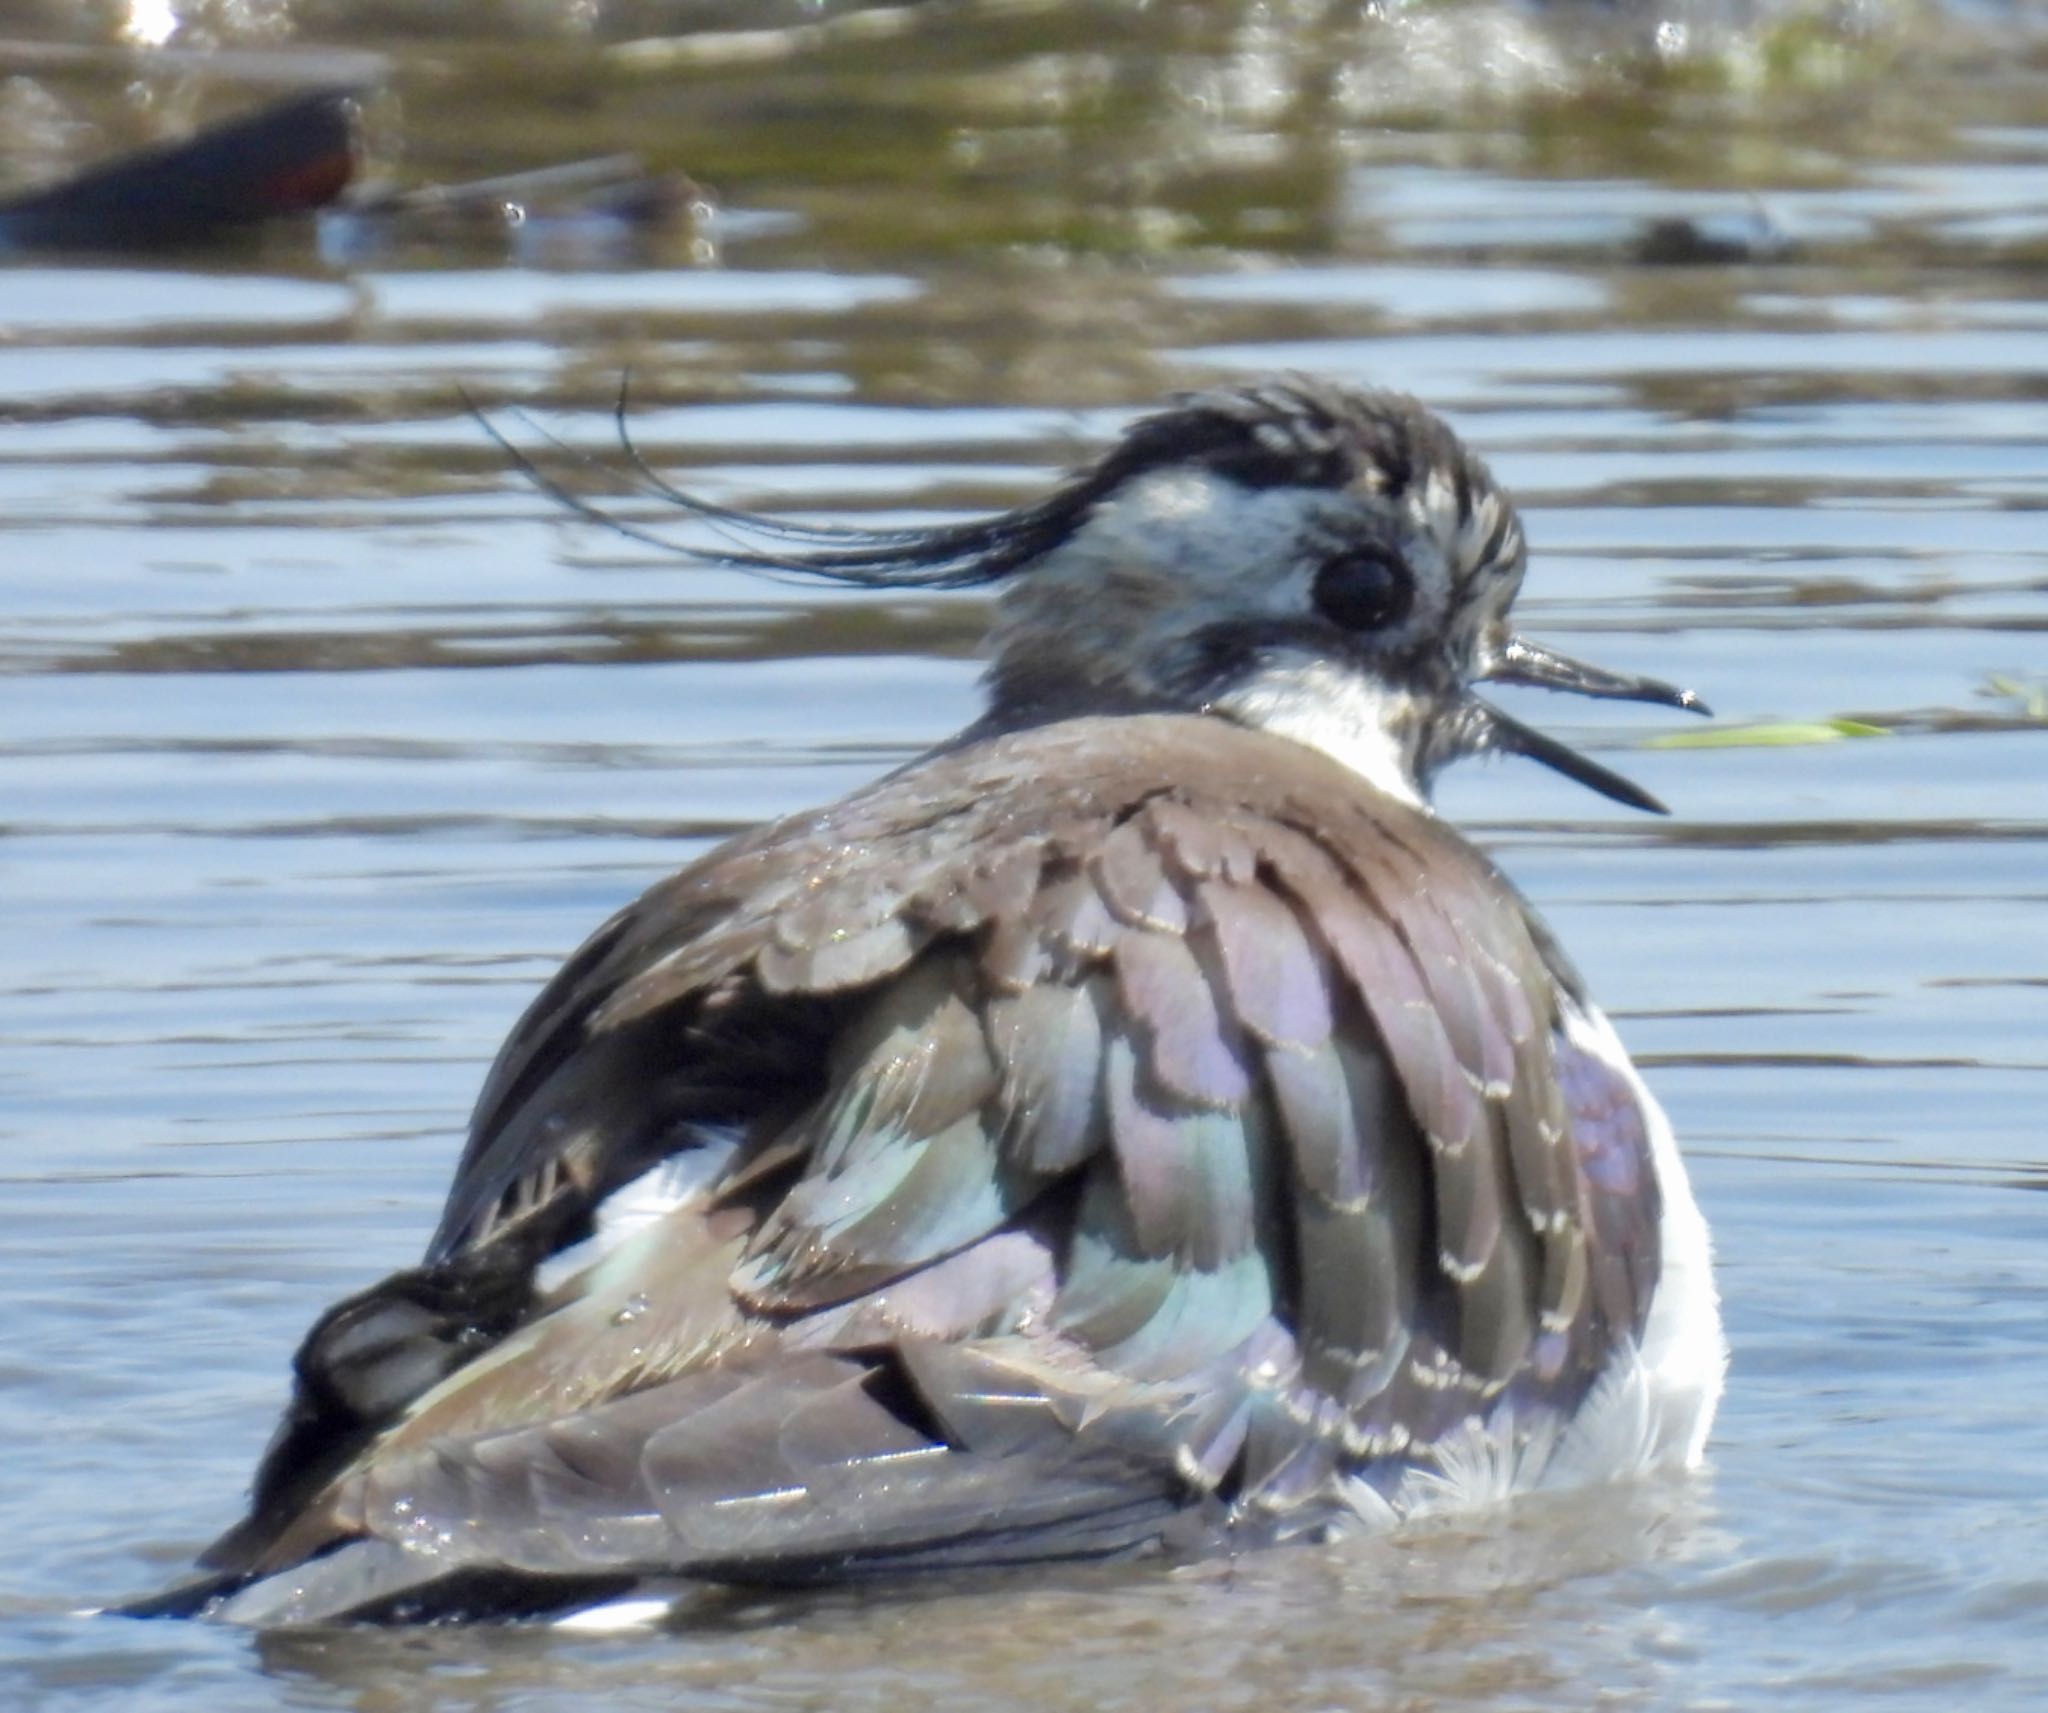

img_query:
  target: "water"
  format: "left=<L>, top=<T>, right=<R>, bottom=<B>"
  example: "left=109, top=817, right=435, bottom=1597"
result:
left=2, top=3, right=2046, bottom=1706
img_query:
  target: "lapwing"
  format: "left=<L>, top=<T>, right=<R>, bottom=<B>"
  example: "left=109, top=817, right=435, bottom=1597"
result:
left=126, top=376, right=1726, bottom=1627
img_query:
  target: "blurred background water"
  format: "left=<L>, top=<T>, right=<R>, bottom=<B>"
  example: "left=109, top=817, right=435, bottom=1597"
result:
left=1, top=1, right=2045, bottom=1707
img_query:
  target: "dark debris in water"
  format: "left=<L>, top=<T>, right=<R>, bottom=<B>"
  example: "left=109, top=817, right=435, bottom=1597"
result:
left=0, top=86, right=361, bottom=250
left=0, top=81, right=704, bottom=260
left=1631, top=206, right=1798, bottom=266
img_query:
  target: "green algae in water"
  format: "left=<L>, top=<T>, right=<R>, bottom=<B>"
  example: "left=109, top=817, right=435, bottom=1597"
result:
left=1646, top=718, right=1892, bottom=749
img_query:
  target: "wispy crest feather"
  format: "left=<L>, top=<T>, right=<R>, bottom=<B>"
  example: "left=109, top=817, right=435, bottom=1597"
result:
left=471, top=380, right=1095, bottom=591
left=473, top=374, right=1452, bottom=594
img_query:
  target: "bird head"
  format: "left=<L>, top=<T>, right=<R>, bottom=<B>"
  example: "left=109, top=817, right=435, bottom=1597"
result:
left=553, top=375, right=1706, bottom=810
left=975, top=379, right=1706, bottom=810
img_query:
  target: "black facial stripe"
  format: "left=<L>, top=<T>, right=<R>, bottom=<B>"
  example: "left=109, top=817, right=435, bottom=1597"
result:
left=1091, top=390, right=1353, bottom=494
left=1087, top=378, right=1455, bottom=504
left=1164, top=615, right=1332, bottom=701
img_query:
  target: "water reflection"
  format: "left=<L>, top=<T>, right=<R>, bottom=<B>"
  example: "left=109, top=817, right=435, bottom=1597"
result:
left=250, top=1478, right=1728, bottom=1712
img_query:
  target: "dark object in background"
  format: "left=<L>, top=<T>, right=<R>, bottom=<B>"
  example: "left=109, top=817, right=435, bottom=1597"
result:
left=0, top=87, right=361, bottom=249
left=0, top=87, right=701, bottom=259
left=1632, top=205, right=1796, bottom=266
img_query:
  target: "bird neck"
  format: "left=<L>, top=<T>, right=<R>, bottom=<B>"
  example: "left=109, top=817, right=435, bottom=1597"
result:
left=1208, top=653, right=1432, bottom=809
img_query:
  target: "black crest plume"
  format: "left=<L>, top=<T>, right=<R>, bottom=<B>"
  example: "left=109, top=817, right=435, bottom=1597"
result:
left=476, top=376, right=1445, bottom=591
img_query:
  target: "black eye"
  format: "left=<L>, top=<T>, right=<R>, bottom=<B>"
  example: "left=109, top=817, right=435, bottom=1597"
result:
left=1312, top=546, right=1412, bottom=631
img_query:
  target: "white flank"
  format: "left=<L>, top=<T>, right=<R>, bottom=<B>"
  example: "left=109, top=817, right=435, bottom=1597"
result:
left=1338, top=994, right=1724, bottom=1524
left=1555, top=995, right=1726, bottom=1473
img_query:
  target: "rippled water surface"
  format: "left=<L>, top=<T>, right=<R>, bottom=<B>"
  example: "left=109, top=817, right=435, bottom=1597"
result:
left=3, top=3, right=2047, bottom=1708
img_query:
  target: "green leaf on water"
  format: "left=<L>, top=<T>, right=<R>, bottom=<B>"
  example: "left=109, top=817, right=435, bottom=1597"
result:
left=1980, top=674, right=2048, bottom=721
left=1645, top=718, right=1891, bottom=749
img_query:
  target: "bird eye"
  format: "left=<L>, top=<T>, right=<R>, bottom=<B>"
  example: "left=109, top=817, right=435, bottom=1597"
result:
left=1312, top=546, right=1411, bottom=631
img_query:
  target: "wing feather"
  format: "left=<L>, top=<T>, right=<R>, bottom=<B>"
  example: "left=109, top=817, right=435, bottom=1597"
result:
left=1198, top=877, right=1336, bottom=1055
left=984, top=978, right=1109, bottom=1172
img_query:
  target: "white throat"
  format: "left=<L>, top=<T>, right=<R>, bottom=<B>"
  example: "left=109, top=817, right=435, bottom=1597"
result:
left=1212, top=656, right=1428, bottom=809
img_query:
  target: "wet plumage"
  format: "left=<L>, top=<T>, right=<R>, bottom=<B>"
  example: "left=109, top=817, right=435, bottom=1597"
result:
left=126, top=376, right=1724, bottom=1627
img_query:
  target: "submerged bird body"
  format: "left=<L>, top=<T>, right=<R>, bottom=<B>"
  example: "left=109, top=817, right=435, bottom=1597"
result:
left=135, top=378, right=1723, bottom=1626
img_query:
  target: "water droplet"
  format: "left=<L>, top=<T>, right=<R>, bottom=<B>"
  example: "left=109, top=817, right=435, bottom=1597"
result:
left=612, top=1293, right=650, bottom=1326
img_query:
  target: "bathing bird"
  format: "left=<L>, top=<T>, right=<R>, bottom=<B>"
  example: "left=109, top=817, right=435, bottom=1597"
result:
left=128, top=375, right=1724, bottom=1626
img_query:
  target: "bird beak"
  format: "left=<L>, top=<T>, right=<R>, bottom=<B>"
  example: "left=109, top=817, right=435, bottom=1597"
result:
left=1467, top=634, right=1711, bottom=815
left=1481, top=635, right=1709, bottom=715
left=1470, top=698, right=1670, bottom=814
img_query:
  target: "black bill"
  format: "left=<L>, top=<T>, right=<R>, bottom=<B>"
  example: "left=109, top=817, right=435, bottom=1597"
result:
left=1466, top=634, right=1711, bottom=814
left=1474, top=698, right=1670, bottom=815
left=1483, top=635, right=1709, bottom=715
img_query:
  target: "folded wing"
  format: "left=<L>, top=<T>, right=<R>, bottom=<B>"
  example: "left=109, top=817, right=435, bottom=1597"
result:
left=181, top=715, right=1662, bottom=1623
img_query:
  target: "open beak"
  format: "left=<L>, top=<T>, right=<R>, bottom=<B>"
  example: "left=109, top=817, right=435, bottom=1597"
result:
left=1470, top=634, right=1710, bottom=815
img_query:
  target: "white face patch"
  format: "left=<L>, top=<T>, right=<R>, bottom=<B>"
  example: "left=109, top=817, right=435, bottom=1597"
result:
left=985, top=466, right=1347, bottom=701
left=1212, top=652, right=1428, bottom=808
left=1051, top=465, right=1331, bottom=614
